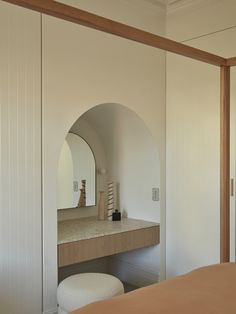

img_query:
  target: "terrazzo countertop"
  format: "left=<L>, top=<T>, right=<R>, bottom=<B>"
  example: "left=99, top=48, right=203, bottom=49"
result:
left=58, top=216, right=159, bottom=244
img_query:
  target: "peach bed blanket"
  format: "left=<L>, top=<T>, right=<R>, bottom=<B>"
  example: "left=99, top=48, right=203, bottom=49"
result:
left=71, top=263, right=236, bottom=314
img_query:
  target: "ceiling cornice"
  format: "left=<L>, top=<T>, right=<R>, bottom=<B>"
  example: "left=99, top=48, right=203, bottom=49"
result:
left=142, top=0, right=217, bottom=14
left=167, top=0, right=217, bottom=14
left=136, top=0, right=166, bottom=10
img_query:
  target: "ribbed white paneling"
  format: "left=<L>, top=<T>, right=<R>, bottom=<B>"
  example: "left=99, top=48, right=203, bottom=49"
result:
left=0, top=2, right=42, bottom=314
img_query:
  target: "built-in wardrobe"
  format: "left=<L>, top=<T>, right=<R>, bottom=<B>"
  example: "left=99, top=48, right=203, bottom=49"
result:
left=1, top=1, right=236, bottom=314
left=0, top=1, right=166, bottom=313
left=0, top=3, right=42, bottom=314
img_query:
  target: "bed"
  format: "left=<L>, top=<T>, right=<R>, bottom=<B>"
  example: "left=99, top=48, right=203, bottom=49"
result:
left=71, top=263, right=236, bottom=314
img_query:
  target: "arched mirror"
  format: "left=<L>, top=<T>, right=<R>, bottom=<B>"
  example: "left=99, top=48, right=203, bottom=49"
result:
left=57, top=133, right=96, bottom=209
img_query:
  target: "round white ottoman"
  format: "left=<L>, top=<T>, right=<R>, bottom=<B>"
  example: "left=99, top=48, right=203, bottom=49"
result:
left=57, top=273, right=124, bottom=314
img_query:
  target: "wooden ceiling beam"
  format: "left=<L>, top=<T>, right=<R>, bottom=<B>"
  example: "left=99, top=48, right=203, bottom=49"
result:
left=226, top=57, right=236, bottom=66
left=2, top=0, right=227, bottom=67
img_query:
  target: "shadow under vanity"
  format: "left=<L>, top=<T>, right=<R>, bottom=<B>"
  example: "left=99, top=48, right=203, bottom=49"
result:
left=57, top=105, right=160, bottom=289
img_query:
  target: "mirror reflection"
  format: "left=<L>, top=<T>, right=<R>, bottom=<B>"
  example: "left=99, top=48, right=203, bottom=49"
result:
left=57, top=133, right=96, bottom=209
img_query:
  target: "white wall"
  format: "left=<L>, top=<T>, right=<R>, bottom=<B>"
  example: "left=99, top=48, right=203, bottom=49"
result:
left=43, top=1, right=166, bottom=311
left=0, top=2, right=42, bottom=313
left=166, top=0, right=236, bottom=278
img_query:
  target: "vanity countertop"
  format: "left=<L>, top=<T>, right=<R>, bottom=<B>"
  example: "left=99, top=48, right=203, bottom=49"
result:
left=58, top=216, right=159, bottom=244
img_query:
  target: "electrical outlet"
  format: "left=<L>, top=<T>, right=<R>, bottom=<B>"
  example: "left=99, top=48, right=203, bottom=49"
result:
left=152, top=187, right=159, bottom=201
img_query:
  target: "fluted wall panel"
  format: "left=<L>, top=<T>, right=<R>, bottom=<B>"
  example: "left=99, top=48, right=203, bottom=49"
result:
left=0, top=2, right=42, bottom=313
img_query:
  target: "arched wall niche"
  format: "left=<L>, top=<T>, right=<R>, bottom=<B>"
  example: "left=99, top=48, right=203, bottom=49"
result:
left=43, top=97, right=165, bottom=313
left=57, top=102, right=160, bottom=222
left=56, top=102, right=161, bottom=293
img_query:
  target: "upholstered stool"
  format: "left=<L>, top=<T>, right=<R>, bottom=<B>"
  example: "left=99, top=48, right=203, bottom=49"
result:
left=57, top=273, right=124, bottom=314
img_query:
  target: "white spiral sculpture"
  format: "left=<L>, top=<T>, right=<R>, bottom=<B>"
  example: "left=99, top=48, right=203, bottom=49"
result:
left=107, top=181, right=114, bottom=220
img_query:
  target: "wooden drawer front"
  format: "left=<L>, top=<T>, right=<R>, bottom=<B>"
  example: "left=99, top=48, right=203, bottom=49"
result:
left=58, top=226, right=159, bottom=267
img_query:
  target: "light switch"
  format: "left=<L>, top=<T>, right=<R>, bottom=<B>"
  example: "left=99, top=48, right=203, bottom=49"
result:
left=152, top=187, right=159, bottom=201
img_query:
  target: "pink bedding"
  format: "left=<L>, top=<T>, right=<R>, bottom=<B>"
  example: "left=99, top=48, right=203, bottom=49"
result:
left=71, top=263, right=236, bottom=314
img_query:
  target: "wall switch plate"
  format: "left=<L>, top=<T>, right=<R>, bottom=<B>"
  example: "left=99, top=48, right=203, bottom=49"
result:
left=152, top=187, right=159, bottom=201
left=73, top=181, right=79, bottom=192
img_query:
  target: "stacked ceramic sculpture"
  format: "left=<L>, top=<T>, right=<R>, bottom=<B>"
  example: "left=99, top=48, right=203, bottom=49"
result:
left=107, top=181, right=114, bottom=220
left=78, top=179, right=86, bottom=208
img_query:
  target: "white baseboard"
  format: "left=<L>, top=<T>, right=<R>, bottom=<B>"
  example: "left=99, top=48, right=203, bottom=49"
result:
left=109, top=258, right=160, bottom=287
left=43, top=308, right=57, bottom=314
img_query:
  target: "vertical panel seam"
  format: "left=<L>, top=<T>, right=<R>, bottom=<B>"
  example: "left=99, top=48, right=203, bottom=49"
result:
left=40, top=12, right=44, bottom=314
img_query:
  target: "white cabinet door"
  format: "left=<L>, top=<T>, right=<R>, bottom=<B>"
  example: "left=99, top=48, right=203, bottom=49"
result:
left=166, top=53, right=220, bottom=278
left=0, top=2, right=42, bottom=313
left=166, top=26, right=236, bottom=277
left=230, top=68, right=236, bottom=262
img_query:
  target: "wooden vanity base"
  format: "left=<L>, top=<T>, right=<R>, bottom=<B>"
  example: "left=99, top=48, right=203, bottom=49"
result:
left=58, top=225, right=159, bottom=267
